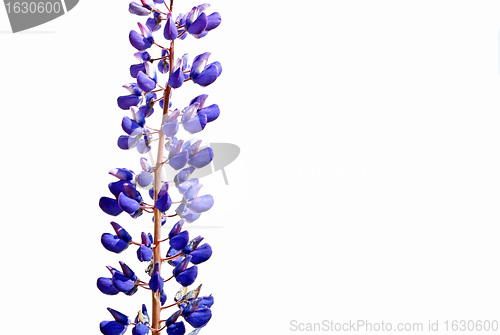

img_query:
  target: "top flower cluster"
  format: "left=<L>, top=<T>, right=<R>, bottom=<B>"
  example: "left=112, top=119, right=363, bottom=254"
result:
left=129, top=1, right=221, bottom=42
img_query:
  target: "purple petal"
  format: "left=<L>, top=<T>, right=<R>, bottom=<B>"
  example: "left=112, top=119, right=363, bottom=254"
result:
left=108, top=308, right=131, bottom=325
left=190, top=243, right=212, bottom=264
left=110, top=221, right=132, bottom=242
left=188, top=147, right=213, bottom=168
left=168, top=219, right=185, bottom=238
left=119, top=261, right=137, bottom=280
left=109, top=168, right=134, bottom=181
left=100, top=321, right=128, bottom=335
left=137, top=170, right=153, bottom=187
left=175, top=266, right=198, bottom=286
left=118, top=193, right=141, bottom=214
left=155, top=192, right=172, bottom=212
left=129, top=30, right=152, bottom=51
left=130, top=63, right=146, bottom=78
left=188, top=12, right=207, bottom=35
left=189, top=94, right=209, bottom=109
left=164, top=12, right=178, bottom=40
left=193, top=62, right=222, bottom=87
left=118, top=94, right=142, bottom=110
left=184, top=307, right=211, bottom=328
left=190, top=52, right=210, bottom=79
left=168, top=66, right=184, bottom=89
left=174, top=167, right=195, bottom=186
left=101, top=233, right=130, bottom=253
left=166, top=322, right=185, bottom=335
left=99, top=197, right=124, bottom=216
left=137, top=71, right=156, bottom=92
left=183, top=183, right=203, bottom=201
left=97, top=277, right=119, bottom=295
left=169, top=150, right=189, bottom=170
left=162, top=119, right=179, bottom=137
left=117, top=135, right=140, bottom=150
left=205, top=12, right=221, bottom=31
left=178, top=178, right=199, bottom=194
left=170, top=230, right=189, bottom=250
left=198, top=104, right=220, bottom=122
left=129, top=2, right=150, bottom=16
left=137, top=244, right=153, bottom=262
left=183, top=114, right=207, bottom=134
left=188, top=194, right=214, bottom=213
left=122, top=117, right=142, bottom=135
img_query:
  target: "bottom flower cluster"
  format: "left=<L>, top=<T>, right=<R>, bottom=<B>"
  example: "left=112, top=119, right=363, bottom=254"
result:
left=100, top=289, right=213, bottom=335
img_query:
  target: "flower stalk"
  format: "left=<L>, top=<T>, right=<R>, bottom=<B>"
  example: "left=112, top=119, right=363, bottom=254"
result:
left=97, top=1, right=223, bottom=334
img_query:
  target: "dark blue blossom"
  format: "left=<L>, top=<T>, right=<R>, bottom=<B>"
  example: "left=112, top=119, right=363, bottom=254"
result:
left=164, top=12, right=178, bottom=40
left=137, top=232, right=153, bottom=262
left=97, top=262, right=139, bottom=296
left=129, top=0, right=155, bottom=16
left=146, top=11, right=162, bottom=32
left=149, top=262, right=167, bottom=305
left=129, top=23, right=154, bottom=51
left=132, top=304, right=150, bottom=335
left=180, top=296, right=213, bottom=328
left=100, top=308, right=130, bottom=335
left=173, top=255, right=198, bottom=286
left=101, top=221, right=132, bottom=253
left=99, top=169, right=143, bottom=218
left=178, top=4, right=221, bottom=39
left=189, top=52, right=222, bottom=87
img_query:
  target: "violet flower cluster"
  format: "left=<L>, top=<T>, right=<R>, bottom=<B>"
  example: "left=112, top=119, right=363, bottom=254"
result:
left=97, top=1, right=222, bottom=334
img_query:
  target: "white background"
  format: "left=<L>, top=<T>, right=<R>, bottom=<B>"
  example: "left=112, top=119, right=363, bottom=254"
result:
left=1, top=1, right=500, bottom=334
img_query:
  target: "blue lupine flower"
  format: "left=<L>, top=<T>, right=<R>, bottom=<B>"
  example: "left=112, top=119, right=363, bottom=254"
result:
left=174, top=167, right=196, bottom=187
left=158, top=49, right=170, bottom=74
left=181, top=297, right=212, bottom=328
left=137, top=72, right=156, bottom=93
left=164, top=12, right=178, bottom=40
left=167, top=321, right=185, bottom=335
left=168, top=219, right=190, bottom=250
left=101, top=221, right=132, bottom=253
left=149, top=262, right=167, bottom=305
left=146, top=11, right=162, bottom=32
left=173, top=255, right=198, bottom=286
left=100, top=169, right=144, bottom=217
left=129, top=23, right=154, bottom=51
left=179, top=5, right=221, bottom=39
left=100, top=1, right=222, bottom=332
left=190, top=55, right=222, bottom=87
left=131, top=304, right=150, bottom=335
left=97, top=266, right=120, bottom=295
left=137, top=232, right=153, bottom=262
left=182, top=235, right=212, bottom=264
left=118, top=83, right=143, bottom=110
left=136, top=157, right=153, bottom=187
left=188, top=147, right=213, bottom=168
left=100, top=308, right=130, bottom=335
left=137, top=62, right=157, bottom=93
left=139, top=92, right=157, bottom=118
left=155, top=181, right=172, bottom=212
left=112, top=261, right=139, bottom=295
left=168, top=58, right=185, bottom=89
left=97, top=262, right=139, bottom=296
left=128, top=2, right=151, bottom=16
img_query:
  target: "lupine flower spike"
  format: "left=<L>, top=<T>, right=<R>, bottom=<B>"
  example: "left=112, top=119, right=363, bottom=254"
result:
left=98, top=1, right=222, bottom=334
